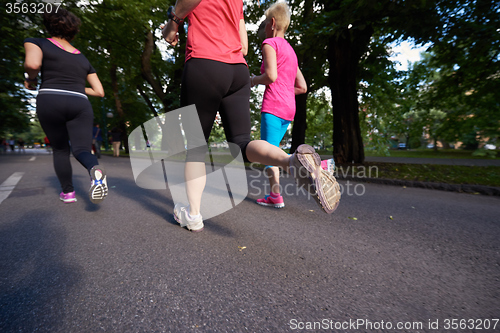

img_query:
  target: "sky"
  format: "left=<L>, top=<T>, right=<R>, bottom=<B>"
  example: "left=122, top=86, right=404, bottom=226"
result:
left=389, top=40, right=431, bottom=71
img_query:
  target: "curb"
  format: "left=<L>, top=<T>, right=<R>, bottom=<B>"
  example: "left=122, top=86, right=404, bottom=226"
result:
left=336, top=176, right=500, bottom=196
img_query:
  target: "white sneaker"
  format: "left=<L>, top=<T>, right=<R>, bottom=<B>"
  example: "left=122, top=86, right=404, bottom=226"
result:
left=173, top=204, right=204, bottom=232
left=89, top=165, right=108, bottom=204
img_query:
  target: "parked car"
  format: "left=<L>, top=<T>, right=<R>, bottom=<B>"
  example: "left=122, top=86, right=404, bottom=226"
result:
left=397, top=143, right=406, bottom=150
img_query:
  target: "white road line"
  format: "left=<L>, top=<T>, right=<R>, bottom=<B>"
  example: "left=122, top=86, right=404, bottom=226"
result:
left=29, top=157, right=36, bottom=161
left=0, top=172, right=25, bottom=205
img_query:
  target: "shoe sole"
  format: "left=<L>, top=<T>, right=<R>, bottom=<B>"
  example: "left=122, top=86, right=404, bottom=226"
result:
left=293, top=144, right=321, bottom=195
left=89, top=166, right=108, bottom=204
left=314, top=170, right=341, bottom=214
left=294, top=145, right=341, bottom=214
left=256, top=201, right=285, bottom=209
left=60, top=198, right=77, bottom=203
left=174, top=209, right=204, bottom=232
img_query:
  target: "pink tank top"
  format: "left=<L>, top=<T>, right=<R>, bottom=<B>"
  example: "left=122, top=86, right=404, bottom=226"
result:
left=260, top=37, right=298, bottom=121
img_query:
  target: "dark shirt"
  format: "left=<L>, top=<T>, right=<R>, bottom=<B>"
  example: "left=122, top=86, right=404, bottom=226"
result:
left=111, top=131, right=122, bottom=142
left=24, top=38, right=96, bottom=94
left=93, top=127, right=103, bottom=141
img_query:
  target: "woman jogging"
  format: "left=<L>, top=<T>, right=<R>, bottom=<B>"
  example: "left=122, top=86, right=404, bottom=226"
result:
left=24, top=8, right=108, bottom=204
left=251, top=2, right=307, bottom=209
left=163, top=0, right=340, bottom=232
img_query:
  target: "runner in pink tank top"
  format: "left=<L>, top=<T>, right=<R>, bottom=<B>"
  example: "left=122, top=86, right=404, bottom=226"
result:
left=250, top=2, right=307, bottom=208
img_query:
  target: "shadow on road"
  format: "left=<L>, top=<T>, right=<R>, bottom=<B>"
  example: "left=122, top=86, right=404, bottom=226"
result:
left=0, top=210, right=82, bottom=332
left=103, top=175, right=238, bottom=237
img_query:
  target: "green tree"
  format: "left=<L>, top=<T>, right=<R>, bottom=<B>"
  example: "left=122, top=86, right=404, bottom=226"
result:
left=422, top=0, right=500, bottom=149
left=305, top=91, right=333, bottom=149
left=359, top=33, right=404, bottom=154
left=319, top=0, right=443, bottom=163
left=75, top=0, right=185, bottom=153
left=0, top=2, right=41, bottom=136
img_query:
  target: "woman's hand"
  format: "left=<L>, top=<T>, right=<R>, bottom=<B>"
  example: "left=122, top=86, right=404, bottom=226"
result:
left=250, top=74, right=257, bottom=87
left=24, top=77, right=37, bottom=90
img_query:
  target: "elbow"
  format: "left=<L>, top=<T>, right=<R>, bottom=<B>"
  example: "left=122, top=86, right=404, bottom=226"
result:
left=295, top=82, right=307, bottom=95
left=24, top=62, right=40, bottom=72
left=95, top=88, right=105, bottom=98
left=241, top=47, right=248, bottom=56
left=268, top=73, right=277, bottom=83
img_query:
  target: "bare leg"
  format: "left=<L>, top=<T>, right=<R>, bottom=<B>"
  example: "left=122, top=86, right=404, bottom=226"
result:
left=184, top=140, right=289, bottom=216
left=245, top=140, right=290, bottom=169
left=185, top=161, right=206, bottom=216
left=267, top=166, right=281, bottom=194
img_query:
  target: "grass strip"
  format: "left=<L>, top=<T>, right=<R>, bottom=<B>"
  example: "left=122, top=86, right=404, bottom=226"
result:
left=341, top=162, right=500, bottom=187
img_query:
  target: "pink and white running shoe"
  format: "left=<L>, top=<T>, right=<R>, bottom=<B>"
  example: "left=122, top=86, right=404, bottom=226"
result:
left=60, top=191, right=77, bottom=203
left=321, top=158, right=336, bottom=174
left=256, top=194, right=285, bottom=209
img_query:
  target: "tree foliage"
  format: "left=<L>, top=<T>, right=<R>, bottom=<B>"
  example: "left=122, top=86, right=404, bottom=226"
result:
left=0, top=2, right=41, bottom=137
left=419, top=0, right=500, bottom=148
left=3, top=0, right=498, bottom=157
left=305, top=91, right=333, bottom=149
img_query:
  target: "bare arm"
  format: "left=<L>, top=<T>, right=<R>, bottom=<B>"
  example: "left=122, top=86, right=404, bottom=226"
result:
left=251, top=44, right=277, bottom=87
left=172, top=0, right=202, bottom=18
left=239, top=19, right=248, bottom=56
left=23, top=42, right=43, bottom=90
left=294, top=67, right=307, bottom=95
left=163, top=0, right=203, bottom=46
left=85, top=73, right=105, bottom=97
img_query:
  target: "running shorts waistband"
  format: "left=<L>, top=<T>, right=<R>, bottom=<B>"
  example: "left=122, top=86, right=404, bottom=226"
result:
left=38, top=88, right=88, bottom=99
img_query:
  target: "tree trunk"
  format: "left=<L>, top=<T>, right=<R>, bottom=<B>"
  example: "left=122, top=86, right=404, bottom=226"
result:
left=327, top=27, right=372, bottom=164
left=290, top=0, right=314, bottom=154
left=140, top=29, right=185, bottom=153
left=109, top=62, right=129, bottom=154
left=290, top=92, right=309, bottom=153
left=110, top=63, right=124, bottom=119
left=141, top=31, right=166, bottom=102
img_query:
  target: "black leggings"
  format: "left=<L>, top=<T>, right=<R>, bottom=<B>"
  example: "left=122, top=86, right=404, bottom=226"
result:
left=37, top=92, right=98, bottom=193
left=181, top=58, right=251, bottom=162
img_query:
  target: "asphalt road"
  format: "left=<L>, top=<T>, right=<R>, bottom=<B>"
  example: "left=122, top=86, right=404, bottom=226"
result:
left=0, top=152, right=499, bottom=332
